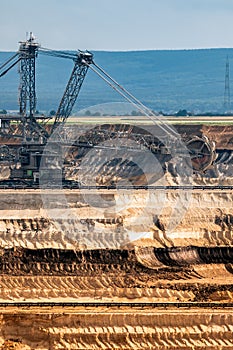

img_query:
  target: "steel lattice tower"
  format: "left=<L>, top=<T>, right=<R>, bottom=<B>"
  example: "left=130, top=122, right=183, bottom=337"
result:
left=224, top=55, right=231, bottom=111
left=18, top=33, right=40, bottom=117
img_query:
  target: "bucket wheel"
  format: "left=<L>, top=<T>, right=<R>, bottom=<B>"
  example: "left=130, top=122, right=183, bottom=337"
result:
left=186, top=136, right=216, bottom=172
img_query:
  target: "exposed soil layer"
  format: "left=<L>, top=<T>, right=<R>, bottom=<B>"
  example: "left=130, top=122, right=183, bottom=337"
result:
left=1, top=123, right=233, bottom=349
left=1, top=247, right=233, bottom=303
left=175, top=124, right=233, bottom=149
left=2, top=307, right=233, bottom=349
left=0, top=188, right=233, bottom=249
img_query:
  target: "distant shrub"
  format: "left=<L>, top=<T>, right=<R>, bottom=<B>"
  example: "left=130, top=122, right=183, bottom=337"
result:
left=176, top=109, right=192, bottom=117
left=49, top=110, right=56, bottom=116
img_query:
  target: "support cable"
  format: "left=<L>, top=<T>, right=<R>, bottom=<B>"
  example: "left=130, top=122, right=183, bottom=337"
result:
left=84, top=60, right=179, bottom=140
left=0, top=57, right=21, bottom=78
left=93, top=62, right=180, bottom=138
left=0, top=52, right=19, bottom=70
left=39, top=47, right=77, bottom=60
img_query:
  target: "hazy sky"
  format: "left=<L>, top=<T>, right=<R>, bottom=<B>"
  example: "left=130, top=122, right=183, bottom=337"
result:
left=1, top=0, right=233, bottom=51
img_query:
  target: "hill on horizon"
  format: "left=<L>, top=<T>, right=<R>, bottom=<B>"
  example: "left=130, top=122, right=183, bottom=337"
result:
left=0, top=48, right=232, bottom=115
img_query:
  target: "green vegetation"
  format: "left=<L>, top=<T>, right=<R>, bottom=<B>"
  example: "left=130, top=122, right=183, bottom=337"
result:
left=0, top=48, right=233, bottom=115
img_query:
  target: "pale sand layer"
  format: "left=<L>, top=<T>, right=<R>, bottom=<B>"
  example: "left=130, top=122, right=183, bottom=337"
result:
left=1, top=307, right=233, bottom=349
left=0, top=188, right=232, bottom=249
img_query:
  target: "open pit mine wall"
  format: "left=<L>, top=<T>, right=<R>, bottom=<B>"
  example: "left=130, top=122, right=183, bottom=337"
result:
left=0, top=124, right=232, bottom=253
left=173, top=124, right=233, bottom=150
left=61, top=123, right=233, bottom=190
left=0, top=186, right=233, bottom=249
left=2, top=308, right=233, bottom=349
left=0, top=124, right=233, bottom=350
left=135, top=245, right=233, bottom=269
left=1, top=246, right=233, bottom=276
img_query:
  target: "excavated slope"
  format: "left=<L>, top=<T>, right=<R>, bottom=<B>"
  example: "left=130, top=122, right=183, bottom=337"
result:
left=2, top=308, right=233, bottom=349
left=0, top=188, right=232, bottom=249
left=0, top=123, right=233, bottom=349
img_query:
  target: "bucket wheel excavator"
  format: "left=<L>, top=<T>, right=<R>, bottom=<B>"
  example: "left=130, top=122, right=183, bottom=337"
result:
left=0, top=33, right=216, bottom=187
left=186, top=136, right=216, bottom=172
